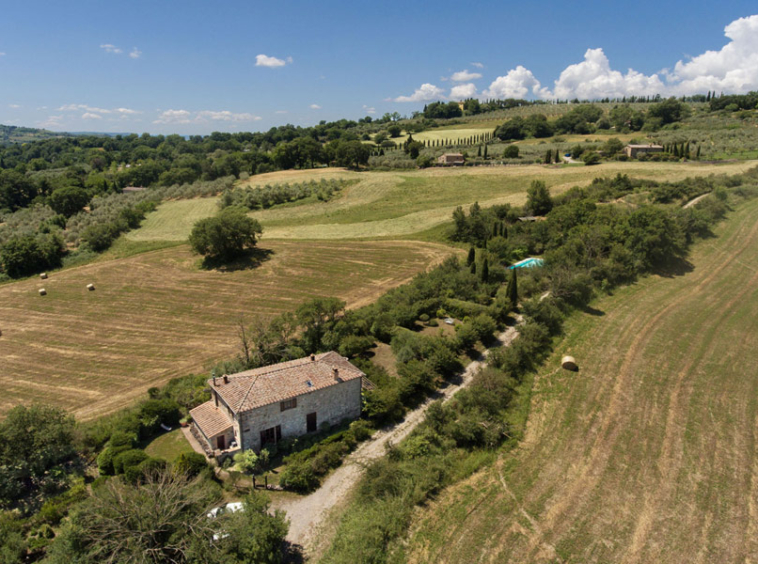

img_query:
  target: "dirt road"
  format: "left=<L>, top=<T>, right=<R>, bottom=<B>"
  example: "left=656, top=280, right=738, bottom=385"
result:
left=273, top=317, right=523, bottom=557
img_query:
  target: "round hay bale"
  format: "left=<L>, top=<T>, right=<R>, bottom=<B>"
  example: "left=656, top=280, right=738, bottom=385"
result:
left=39, top=288, right=47, bottom=296
left=40, top=272, right=48, bottom=280
left=87, top=284, right=95, bottom=291
left=561, top=356, right=578, bottom=371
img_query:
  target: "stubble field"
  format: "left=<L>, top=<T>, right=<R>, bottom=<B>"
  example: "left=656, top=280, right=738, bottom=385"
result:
left=0, top=239, right=454, bottom=420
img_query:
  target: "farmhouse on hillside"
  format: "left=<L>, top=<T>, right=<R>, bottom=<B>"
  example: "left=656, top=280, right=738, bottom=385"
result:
left=624, top=144, right=664, bottom=158
left=437, top=152, right=465, bottom=165
left=189, top=352, right=366, bottom=457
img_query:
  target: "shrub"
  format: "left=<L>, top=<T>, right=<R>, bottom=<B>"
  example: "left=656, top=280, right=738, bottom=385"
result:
left=113, top=449, right=149, bottom=475
left=279, top=460, right=319, bottom=492
left=174, top=452, right=208, bottom=477
left=503, top=145, right=520, bottom=158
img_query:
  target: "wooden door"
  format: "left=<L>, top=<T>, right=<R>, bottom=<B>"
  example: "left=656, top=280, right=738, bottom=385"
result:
left=306, top=412, right=317, bottom=433
left=217, top=435, right=225, bottom=450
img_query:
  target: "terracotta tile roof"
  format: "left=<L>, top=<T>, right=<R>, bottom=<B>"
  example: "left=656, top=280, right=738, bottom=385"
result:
left=211, top=351, right=365, bottom=413
left=190, top=401, right=233, bottom=439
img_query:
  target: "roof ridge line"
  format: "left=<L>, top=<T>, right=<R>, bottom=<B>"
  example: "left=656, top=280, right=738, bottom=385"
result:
left=231, top=353, right=333, bottom=381
left=238, top=373, right=262, bottom=413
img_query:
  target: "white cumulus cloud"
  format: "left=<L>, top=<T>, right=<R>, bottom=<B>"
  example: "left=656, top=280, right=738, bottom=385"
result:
left=8, top=104, right=20, bottom=109
left=58, top=104, right=141, bottom=115
left=38, top=115, right=63, bottom=128
left=449, top=83, right=477, bottom=100
left=129, top=48, right=142, bottom=59
left=197, top=110, right=261, bottom=122
left=153, top=109, right=192, bottom=124
left=549, top=48, right=666, bottom=99
left=483, top=66, right=547, bottom=99
left=309, top=104, right=322, bottom=109
left=100, top=43, right=123, bottom=54
left=393, top=83, right=445, bottom=103
left=0, top=52, right=6, bottom=57
left=665, top=14, right=758, bottom=95
left=363, top=105, right=376, bottom=114
left=255, top=54, right=292, bottom=68
left=471, top=62, right=483, bottom=68
left=450, top=70, right=482, bottom=82
left=81, top=112, right=102, bottom=119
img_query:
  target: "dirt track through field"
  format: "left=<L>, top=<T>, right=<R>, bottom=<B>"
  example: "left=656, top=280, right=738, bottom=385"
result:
left=402, top=197, right=758, bottom=563
left=272, top=319, right=523, bottom=559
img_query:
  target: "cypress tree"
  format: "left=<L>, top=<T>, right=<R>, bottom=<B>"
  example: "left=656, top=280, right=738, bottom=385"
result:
left=481, top=258, right=489, bottom=282
left=696, top=145, right=701, bottom=159
left=544, top=149, right=552, bottom=164
left=554, top=148, right=560, bottom=163
left=467, top=247, right=476, bottom=266
left=685, top=142, right=690, bottom=158
left=470, top=261, right=477, bottom=275
left=507, top=268, right=518, bottom=307
left=484, top=144, right=488, bottom=158
left=477, top=146, right=482, bottom=157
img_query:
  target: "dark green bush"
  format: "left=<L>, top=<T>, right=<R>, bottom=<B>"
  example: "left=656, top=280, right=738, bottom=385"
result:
left=174, top=452, right=208, bottom=477
left=113, top=449, right=149, bottom=475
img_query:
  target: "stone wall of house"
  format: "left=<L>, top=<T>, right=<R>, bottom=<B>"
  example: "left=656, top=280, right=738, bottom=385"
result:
left=237, top=378, right=362, bottom=452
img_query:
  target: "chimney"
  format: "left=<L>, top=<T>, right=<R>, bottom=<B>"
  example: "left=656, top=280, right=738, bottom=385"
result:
left=223, top=374, right=229, bottom=384
left=310, top=354, right=316, bottom=361
left=332, top=366, right=339, bottom=380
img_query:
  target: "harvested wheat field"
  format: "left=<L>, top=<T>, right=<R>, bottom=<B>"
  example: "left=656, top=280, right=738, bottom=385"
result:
left=403, top=196, right=758, bottom=563
left=0, top=239, right=454, bottom=420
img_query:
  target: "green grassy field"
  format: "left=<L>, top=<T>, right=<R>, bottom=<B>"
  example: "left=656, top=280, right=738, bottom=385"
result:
left=144, top=429, right=195, bottom=462
left=399, top=196, right=758, bottom=563
left=127, top=161, right=758, bottom=242
left=0, top=239, right=454, bottom=420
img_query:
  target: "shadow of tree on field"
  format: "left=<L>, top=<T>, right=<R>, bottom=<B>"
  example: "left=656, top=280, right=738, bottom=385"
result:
left=580, top=304, right=605, bottom=317
left=201, top=247, right=274, bottom=272
left=282, top=541, right=305, bottom=564
left=654, top=256, right=695, bottom=278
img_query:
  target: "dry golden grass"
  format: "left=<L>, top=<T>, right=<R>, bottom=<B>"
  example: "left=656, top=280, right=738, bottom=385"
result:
left=402, top=196, right=758, bottom=563
left=0, top=240, right=455, bottom=420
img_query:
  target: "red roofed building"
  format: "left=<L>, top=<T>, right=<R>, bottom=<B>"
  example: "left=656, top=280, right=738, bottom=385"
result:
left=190, top=351, right=365, bottom=456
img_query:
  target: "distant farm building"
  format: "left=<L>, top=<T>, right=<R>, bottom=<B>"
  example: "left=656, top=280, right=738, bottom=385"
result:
left=624, top=144, right=663, bottom=158
left=437, top=153, right=465, bottom=166
left=190, top=352, right=367, bottom=458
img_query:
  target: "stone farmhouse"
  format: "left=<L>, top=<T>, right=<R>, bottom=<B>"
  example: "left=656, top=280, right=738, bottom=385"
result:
left=190, top=351, right=366, bottom=457
left=624, top=144, right=664, bottom=158
left=437, top=152, right=465, bottom=165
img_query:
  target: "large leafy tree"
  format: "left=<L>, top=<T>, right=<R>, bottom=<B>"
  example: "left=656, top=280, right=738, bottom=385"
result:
left=525, top=180, right=553, bottom=216
left=0, top=404, right=76, bottom=504
left=46, top=471, right=288, bottom=564
left=0, top=233, right=64, bottom=278
left=48, top=185, right=91, bottom=217
left=189, top=206, right=263, bottom=262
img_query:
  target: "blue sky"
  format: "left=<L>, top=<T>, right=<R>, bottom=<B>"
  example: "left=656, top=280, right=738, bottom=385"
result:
left=0, top=1, right=757, bottom=134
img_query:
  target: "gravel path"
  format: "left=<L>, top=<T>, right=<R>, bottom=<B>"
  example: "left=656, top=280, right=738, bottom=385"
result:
left=683, top=192, right=710, bottom=208
left=273, top=316, right=523, bottom=557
